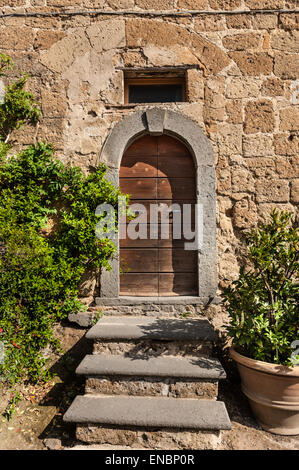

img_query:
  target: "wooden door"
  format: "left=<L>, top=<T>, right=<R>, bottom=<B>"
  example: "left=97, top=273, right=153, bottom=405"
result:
left=119, top=135, right=197, bottom=296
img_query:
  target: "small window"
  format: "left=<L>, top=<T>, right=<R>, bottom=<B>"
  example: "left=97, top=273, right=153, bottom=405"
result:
left=124, top=77, right=186, bottom=104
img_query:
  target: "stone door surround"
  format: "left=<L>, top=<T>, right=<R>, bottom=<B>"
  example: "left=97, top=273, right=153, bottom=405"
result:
left=99, top=107, right=217, bottom=303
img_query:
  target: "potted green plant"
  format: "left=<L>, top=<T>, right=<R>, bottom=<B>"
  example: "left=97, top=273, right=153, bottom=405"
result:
left=223, top=209, right=299, bottom=435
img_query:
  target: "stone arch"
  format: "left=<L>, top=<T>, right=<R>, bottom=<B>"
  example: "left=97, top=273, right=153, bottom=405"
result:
left=99, top=108, right=218, bottom=303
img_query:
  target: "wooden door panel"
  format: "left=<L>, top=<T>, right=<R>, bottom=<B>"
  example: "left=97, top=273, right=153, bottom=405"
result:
left=125, top=135, right=158, bottom=156
left=158, top=154, right=194, bottom=178
left=159, top=273, right=197, bottom=296
left=120, top=178, right=157, bottom=199
left=158, top=178, right=196, bottom=199
left=158, top=249, right=197, bottom=273
left=120, top=273, right=158, bottom=296
left=120, top=155, right=158, bottom=178
left=158, top=135, right=190, bottom=156
left=119, top=224, right=159, bottom=248
left=120, top=249, right=158, bottom=273
left=120, top=134, right=197, bottom=296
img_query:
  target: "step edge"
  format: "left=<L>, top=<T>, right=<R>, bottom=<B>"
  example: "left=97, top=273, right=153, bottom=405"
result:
left=76, top=355, right=226, bottom=380
left=63, top=396, right=232, bottom=431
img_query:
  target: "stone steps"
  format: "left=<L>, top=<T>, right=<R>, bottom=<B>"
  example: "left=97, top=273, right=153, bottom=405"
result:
left=63, top=315, right=231, bottom=448
left=77, top=353, right=226, bottom=398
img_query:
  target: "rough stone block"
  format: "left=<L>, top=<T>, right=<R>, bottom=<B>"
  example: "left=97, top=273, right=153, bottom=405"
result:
left=0, top=27, right=35, bottom=50
left=226, top=100, right=242, bottom=124
left=276, top=157, right=299, bottom=179
left=229, top=52, right=273, bottom=76
left=245, top=0, right=284, bottom=7
left=291, top=180, right=299, bottom=203
left=226, top=77, right=260, bottom=98
left=279, top=13, right=299, bottom=31
left=233, top=198, right=257, bottom=229
left=243, top=134, right=273, bottom=157
left=271, top=30, right=299, bottom=53
left=261, top=78, right=284, bottom=96
left=223, top=33, right=261, bottom=51
left=252, top=13, right=278, bottom=30
left=274, top=53, right=299, bottom=79
left=279, top=107, right=299, bottom=132
left=256, top=179, right=290, bottom=203
left=34, top=30, right=66, bottom=50
left=177, top=0, right=207, bottom=7
left=244, top=100, right=275, bottom=134
left=209, top=0, right=241, bottom=9
left=93, top=339, right=213, bottom=357
left=76, top=425, right=221, bottom=449
left=194, top=15, right=225, bottom=31
left=226, top=14, right=252, bottom=29
left=274, top=134, right=299, bottom=156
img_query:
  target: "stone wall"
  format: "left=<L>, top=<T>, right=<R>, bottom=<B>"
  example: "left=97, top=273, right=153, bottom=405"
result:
left=0, top=1, right=298, bottom=300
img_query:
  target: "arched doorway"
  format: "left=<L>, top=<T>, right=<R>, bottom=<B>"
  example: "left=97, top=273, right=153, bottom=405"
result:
left=119, top=134, right=198, bottom=296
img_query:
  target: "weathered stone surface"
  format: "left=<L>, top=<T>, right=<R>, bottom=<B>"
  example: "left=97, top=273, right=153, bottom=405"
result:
left=252, top=13, right=278, bottom=30
left=226, top=100, right=242, bottom=124
left=274, top=134, right=299, bottom=156
left=274, top=53, right=299, bottom=79
left=126, top=19, right=190, bottom=48
left=93, top=339, right=213, bottom=357
left=194, top=15, right=226, bottom=32
left=279, top=107, right=299, bottom=132
left=86, top=20, right=126, bottom=52
left=177, top=0, right=207, bottom=7
left=245, top=0, right=284, bottom=7
left=231, top=168, right=255, bottom=193
left=187, top=69, right=204, bottom=101
left=226, top=14, right=252, bottom=29
left=192, top=35, right=230, bottom=75
left=276, top=157, right=299, bottom=179
left=244, top=100, right=275, bottom=134
left=279, top=13, right=299, bottom=31
left=243, top=134, right=273, bottom=157
left=76, top=425, right=221, bottom=449
left=246, top=157, right=276, bottom=178
left=40, top=30, right=90, bottom=73
left=85, top=377, right=218, bottom=399
left=233, top=198, right=257, bottom=229
left=271, top=30, right=299, bottom=53
left=0, top=27, right=35, bottom=50
left=256, top=179, right=290, bottom=203
left=261, top=78, right=284, bottom=96
left=291, top=180, right=299, bottom=204
left=226, top=77, right=260, bottom=98
left=214, top=123, right=242, bottom=156
left=34, top=30, right=66, bottom=50
left=229, top=52, right=273, bottom=76
left=223, top=33, right=261, bottom=51
left=209, top=0, right=241, bottom=9
left=136, top=0, right=174, bottom=8
left=143, top=45, right=199, bottom=67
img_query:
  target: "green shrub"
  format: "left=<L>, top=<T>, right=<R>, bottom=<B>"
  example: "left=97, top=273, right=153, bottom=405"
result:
left=0, top=54, right=127, bottom=385
left=223, top=209, right=299, bottom=366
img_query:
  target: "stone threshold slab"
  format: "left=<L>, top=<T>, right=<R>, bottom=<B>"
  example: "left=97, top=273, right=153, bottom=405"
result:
left=63, top=395, right=231, bottom=430
left=95, top=296, right=222, bottom=306
left=86, top=316, right=218, bottom=342
left=76, top=354, right=226, bottom=380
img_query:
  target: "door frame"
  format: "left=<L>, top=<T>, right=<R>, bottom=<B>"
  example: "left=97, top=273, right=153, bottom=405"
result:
left=98, top=108, right=217, bottom=303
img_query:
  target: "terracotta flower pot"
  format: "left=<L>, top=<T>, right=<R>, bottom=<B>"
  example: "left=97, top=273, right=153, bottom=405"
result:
left=230, top=346, right=299, bottom=435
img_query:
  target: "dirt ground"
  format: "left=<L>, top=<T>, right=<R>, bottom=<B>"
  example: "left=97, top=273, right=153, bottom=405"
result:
left=0, top=321, right=298, bottom=451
